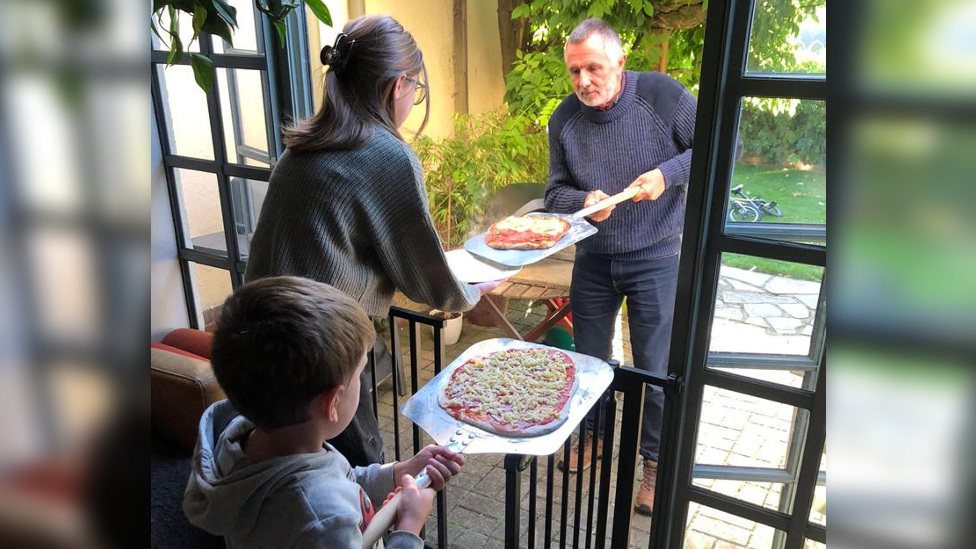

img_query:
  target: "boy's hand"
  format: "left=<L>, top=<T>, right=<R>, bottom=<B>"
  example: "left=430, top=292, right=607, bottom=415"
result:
left=393, top=444, right=465, bottom=491
left=383, top=486, right=403, bottom=506
left=395, top=475, right=434, bottom=536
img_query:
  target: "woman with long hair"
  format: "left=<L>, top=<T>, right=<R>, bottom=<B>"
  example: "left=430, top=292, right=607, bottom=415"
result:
left=245, top=15, right=501, bottom=466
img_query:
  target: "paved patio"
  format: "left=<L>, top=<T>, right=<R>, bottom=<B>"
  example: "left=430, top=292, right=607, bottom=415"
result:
left=374, top=266, right=823, bottom=549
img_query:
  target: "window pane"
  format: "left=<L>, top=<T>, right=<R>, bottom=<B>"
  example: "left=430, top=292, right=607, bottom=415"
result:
left=810, top=451, right=826, bottom=526
left=174, top=169, right=226, bottom=256
left=156, top=65, right=214, bottom=160
left=696, top=385, right=806, bottom=472
left=746, top=0, right=826, bottom=74
left=212, top=0, right=260, bottom=53
left=692, top=478, right=789, bottom=512
left=231, top=178, right=269, bottom=258
left=726, top=98, right=826, bottom=243
left=804, top=540, right=825, bottom=549
left=46, top=361, right=116, bottom=451
left=858, top=0, right=974, bottom=95
left=710, top=254, right=824, bottom=381
left=188, top=263, right=233, bottom=331
left=840, top=115, right=976, bottom=345
left=26, top=228, right=101, bottom=345
left=218, top=68, right=272, bottom=166
left=8, top=75, right=83, bottom=215
left=686, top=502, right=782, bottom=549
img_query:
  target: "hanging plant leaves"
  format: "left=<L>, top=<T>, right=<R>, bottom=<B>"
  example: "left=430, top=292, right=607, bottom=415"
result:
left=273, top=20, right=287, bottom=44
left=191, top=6, right=208, bottom=40
left=165, top=6, right=184, bottom=65
left=201, top=13, right=234, bottom=44
left=304, top=0, right=333, bottom=26
left=189, top=53, right=216, bottom=91
left=210, top=0, right=238, bottom=29
left=153, top=0, right=333, bottom=91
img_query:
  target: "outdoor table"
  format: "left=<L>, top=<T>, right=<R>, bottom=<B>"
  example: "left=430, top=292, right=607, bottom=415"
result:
left=479, top=245, right=575, bottom=342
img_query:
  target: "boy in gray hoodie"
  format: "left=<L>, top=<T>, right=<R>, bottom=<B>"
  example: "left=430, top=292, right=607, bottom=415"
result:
left=183, top=276, right=465, bottom=549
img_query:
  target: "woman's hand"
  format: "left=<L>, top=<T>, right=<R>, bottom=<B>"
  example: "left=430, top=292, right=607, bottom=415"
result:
left=472, top=278, right=507, bottom=296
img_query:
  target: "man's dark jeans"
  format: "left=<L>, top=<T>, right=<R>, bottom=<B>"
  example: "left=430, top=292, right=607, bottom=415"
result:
left=572, top=249, right=679, bottom=462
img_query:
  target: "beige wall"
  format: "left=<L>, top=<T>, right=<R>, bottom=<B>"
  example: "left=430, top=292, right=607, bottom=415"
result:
left=308, top=0, right=351, bottom=112
left=368, top=0, right=457, bottom=138
left=466, top=0, right=505, bottom=115
left=307, top=0, right=506, bottom=138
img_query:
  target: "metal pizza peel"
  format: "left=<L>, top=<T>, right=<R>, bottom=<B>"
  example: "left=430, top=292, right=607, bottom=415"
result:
left=463, top=188, right=637, bottom=267
left=444, top=248, right=522, bottom=283
left=361, top=338, right=614, bottom=548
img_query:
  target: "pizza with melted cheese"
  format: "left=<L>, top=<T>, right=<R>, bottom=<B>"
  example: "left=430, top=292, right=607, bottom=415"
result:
left=438, top=347, right=577, bottom=437
left=484, top=215, right=571, bottom=250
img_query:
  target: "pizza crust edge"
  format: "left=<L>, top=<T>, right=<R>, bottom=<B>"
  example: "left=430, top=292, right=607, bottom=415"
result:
left=484, top=216, right=571, bottom=251
left=436, top=354, right=579, bottom=438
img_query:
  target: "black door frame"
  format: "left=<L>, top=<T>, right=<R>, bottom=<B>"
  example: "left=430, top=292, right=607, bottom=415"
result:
left=653, top=0, right=827, bottom=547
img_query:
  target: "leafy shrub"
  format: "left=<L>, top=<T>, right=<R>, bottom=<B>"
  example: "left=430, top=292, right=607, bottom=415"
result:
left=738, top=98, right=826, bottom=167
left=412, top=110, right=549, bottom=247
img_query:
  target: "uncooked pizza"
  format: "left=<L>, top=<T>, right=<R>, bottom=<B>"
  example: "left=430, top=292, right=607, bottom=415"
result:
left=484, top=215, right=571, bottom=250
left=438, top=347, right=578, bottom=437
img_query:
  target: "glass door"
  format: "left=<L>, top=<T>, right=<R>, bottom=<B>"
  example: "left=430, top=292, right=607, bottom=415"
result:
left=151, top=2, right=313, bottom=329
left=654, top=1, right=827, bottom=548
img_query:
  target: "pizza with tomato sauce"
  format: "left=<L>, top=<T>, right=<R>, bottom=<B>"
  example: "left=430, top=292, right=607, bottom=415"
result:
left=484, top=215, right=571, bottom=250
left=438, top=347, right=578, bottom=437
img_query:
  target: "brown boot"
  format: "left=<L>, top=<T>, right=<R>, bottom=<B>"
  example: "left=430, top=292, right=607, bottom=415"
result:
left=556, top=431, right=603, bottom=473
left=635, top=459, right=657, bottom=516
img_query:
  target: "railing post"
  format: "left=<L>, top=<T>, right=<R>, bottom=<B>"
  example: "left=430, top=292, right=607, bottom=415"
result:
left=504, top=453, right=530, bottom=548
left=609, top=377, right=645, bottom=549
left=386, top=306, right=448, bottom=547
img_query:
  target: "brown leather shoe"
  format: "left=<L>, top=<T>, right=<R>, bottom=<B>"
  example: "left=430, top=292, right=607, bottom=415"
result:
left=556, top=431, right=603, bottom=473
left=635, top=459, right=657, bottom=516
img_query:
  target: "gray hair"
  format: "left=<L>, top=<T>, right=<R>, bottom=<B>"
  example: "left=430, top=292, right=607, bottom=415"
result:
left=567, top=18, right=624, bottom=61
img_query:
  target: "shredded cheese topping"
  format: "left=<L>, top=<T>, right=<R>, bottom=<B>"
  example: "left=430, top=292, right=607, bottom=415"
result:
left=443, top=348, right=574, bottom=427
left=490, top=216, right=568, bottom=237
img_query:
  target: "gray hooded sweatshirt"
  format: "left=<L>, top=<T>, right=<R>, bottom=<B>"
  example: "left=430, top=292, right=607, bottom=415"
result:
left=183, top=400, right=423, bottom=549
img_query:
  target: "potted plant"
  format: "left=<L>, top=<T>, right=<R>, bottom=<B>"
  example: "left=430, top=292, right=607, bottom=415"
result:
left=429, top=309, right=463, bottom=346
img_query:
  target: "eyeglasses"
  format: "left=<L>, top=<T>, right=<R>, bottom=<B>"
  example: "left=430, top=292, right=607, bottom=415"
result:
left=405, top=76, right=427, bottom=106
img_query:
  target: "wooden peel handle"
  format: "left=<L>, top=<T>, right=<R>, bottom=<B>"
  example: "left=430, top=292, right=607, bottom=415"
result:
left=361, top=492, right=402, bottom=549
left=571, top=187, right=639, bottom=219
left=360, top=469, right=432, bottom=549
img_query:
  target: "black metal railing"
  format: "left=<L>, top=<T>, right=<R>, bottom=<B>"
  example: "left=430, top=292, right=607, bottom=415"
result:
left=502, top=364, right=683, bottom=549
left=369, top=307, right=683, bottom=549
left=367, top=306, right=450, bottom=549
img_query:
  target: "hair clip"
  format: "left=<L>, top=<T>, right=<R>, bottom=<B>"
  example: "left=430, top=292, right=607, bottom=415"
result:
left=320, top=32, right=357, bottom=75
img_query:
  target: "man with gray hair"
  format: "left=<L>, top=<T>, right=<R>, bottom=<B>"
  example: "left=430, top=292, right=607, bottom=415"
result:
left=545, top=18, right=697, bottom=515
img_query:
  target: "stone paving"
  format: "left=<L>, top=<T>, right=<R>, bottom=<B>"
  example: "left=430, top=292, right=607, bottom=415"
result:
left=374, top=267, right=824, bottom=549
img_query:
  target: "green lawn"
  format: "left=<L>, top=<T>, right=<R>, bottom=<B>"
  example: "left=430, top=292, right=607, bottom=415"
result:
left=723, top=164, right=826, bottom=281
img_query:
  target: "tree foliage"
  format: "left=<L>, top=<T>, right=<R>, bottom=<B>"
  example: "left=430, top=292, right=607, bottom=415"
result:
left=504, top=0, right=824, bottom=127
left=739, top=98, right=826, bottom=166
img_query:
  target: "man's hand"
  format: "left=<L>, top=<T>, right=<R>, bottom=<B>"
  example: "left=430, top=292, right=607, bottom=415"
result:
left=394, top=475, right=434, bottom=536
left=583, top=190, right=616, bottom=222
left=627, top=168, right=666, bottom=202
left=393, top=444, right=466, bottom=491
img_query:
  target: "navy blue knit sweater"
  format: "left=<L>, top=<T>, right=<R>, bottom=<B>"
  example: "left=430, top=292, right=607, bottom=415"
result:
left=544, top=71, right=697, bottom=259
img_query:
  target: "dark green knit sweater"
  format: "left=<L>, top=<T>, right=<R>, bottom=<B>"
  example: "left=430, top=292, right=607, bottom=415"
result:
left=245, top=127, right=480, bottom=317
